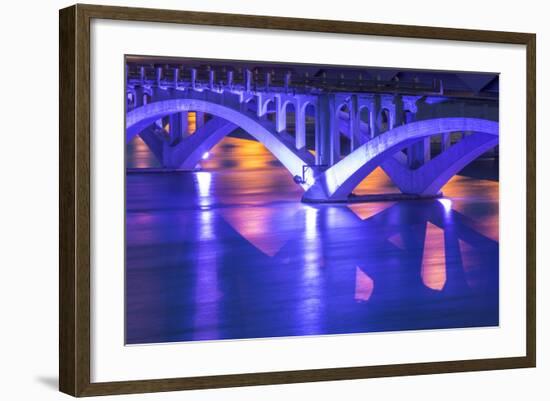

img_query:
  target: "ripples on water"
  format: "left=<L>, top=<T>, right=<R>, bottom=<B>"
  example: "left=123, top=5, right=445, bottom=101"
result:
left=126, top=135, right=499, bottom=344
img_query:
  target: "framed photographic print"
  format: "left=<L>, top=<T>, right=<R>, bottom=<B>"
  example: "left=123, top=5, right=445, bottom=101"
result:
left=59, top=4, right=536, bottom=397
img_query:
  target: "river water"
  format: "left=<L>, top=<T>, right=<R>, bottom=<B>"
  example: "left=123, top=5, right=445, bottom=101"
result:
left=125, top=136, right=499, bottom=344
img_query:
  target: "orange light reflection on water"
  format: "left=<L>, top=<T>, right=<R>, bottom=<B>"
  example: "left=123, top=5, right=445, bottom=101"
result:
left=441, top=175, right=499, bottom=242
left=355, top=267, right=374, bottom=302
left=199, top=137, right=303, bottom=206
left=353, top=167, right=401, bottom=195
left=219, top=206, right=296, bottom=257
left=347, top=201, right=395, bottom=221
left=421, top=222, right=447, bottom=291
left=128, top=135, right=160, bottom=168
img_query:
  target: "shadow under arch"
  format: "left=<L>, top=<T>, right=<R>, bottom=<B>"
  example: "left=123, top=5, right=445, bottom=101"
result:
left=126, top=97, right=315, bottom=188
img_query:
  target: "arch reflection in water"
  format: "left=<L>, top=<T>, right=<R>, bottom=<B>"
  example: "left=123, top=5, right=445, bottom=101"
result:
left=125, top=137, right=498, bottom=344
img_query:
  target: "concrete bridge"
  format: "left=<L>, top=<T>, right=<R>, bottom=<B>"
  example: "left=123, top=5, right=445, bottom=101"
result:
left=126, top=60, right=498, bottom=202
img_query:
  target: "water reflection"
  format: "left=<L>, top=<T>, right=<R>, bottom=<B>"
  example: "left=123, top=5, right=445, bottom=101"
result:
left=127, top=135, right=161, bottom=169
left=299, top=206, right=325, bottom=334
left=421, top=222, right=447, bottom=291
left=126, top=137, right=499, bottom=344
left=355, top=267, right=375, bottom=302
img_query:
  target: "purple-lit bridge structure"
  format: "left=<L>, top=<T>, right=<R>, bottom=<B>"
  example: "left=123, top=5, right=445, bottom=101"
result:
left=126, top=60, right=499, bottom=202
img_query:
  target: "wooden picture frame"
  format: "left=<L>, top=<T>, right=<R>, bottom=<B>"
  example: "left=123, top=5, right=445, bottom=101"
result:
left=59, top=3, right=536, bottom=397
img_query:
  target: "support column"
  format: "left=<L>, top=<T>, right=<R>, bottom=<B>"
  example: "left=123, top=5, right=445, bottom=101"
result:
left=133, top=86, right=144, bottom=108
left=139, top=66, right=145, bottom=83
left=441, top=132, right=451, bottom=152
left=227, top=70, right=234, bottom=88
left=208, top=69, right=215, bottom=90
left=275, top=96, right=286, bottom=133
left=405, top=110, right=429, bottom=169
left=388, top=113, right=394, bottom=131
left=190, top=68, right=197, bottom=90
left=381, top=95, right=397, bottom=132
left=195, top=111, right=205, bottom=129
left=173, top=67, right=180, bottom=87
left=370, top=95, right=381, bottom=138
left=329, top=96, right=340, bottom=165
left=284, top=71, right=291, bottom=92
left=168, top=112, right=188, bottom=145
left=401, top=96, right=428, bottom=168
left=408, top=138, right=430, bottom=169
left=295, top=101, right=306, bottom=150
left=256, top=94, right=264, bottom=118
left=151, top=86, right=166, bottom=103
left=393, top=95, right=404, bottom=127
left=155, top=66, right=162, bottom=87
left=245, top=69, right=252, bottom=93
left=349, top=95, right=361, bottom=151
left=316, top=94, right=333, bottom=167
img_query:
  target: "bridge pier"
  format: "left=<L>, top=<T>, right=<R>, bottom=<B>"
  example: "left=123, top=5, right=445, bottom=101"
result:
left=257, top=93, right=275, bottom=121
left=295, top=100, right=307, bottom=150
left=274, top=95, right=310, bottom=150
left=349, top=95, right=362, bottom=151
left=441, top=132, right=452, bottom=152
left=168, top=112, right=188, bottom=145
left=275, top=96, right=286, bottom=133
left=195, top=111, right=205, bottom=130
left=400, top=96, right=430, bottom=169
left=380, top=95, right=397, bottom=133
left=370, top=95, right=381, bottom=138
left=315, top=94, right=333, bottom=167
left=408, top=138, right=431, bottom=169
left=133, top=86, right=144, bottom=108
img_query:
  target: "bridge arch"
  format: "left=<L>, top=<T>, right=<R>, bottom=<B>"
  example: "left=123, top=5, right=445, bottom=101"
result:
left=126, top=98, right=315, bottom=188
left=274, top=96, right=297, bottom=133
left=261, top=97, right=276, bottom=119
left=302, top=117, right=498, bottom=202
left=381, top=131, right=498, bottom=196
left=284, top=101, right=296, bottom=135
